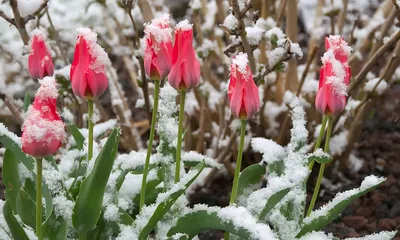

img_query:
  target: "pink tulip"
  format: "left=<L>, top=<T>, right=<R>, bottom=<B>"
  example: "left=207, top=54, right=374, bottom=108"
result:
left=228, top=53, right=260, bottom=120
left=168, top=20, right=200, bottom=90
left=315, top=36, right=351, bottom=116
left=22, top=77, right=65, bottom=159
left=144, top=14, right=173, bottom=80
left=70, top=28, right=109, bottom=99
left=28, top=29, right=54, bottom=79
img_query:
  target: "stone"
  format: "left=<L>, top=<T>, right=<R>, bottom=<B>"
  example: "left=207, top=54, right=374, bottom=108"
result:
left=375, top=204, right=389, bottom=219
left=355, top=206, right=374, bottom=217
left=377, top=218, right=396, bottom=230
left=342, top=216, right=368, bottom=231
left=389, top=202, right=400, bottom=218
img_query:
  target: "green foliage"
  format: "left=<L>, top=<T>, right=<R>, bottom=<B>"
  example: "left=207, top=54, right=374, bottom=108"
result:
left=3, top=200, right=29, bottom=240
left=237, top=164, right=266, bottom=200
left=42, top=212, right=67, bottom=240
left=296, top=179, right=385, bottom=238
left=23, top=93, right=32, bottom=112
left=2, top=149, right=20, bottom=212
left=67, top=124, right=85, bottom=150
left=308, top=154, right=333, bottom=164
left=167, top=210, right=255, bottom=239
left=72, top=128, right=120, bottom=235
left=16, top=188, right=36, bottom=229
left=258, top=188, right=291, bottom=220
left=0, top=134, right=34, bottom=171
left=138, top=162, right=205, bottom=239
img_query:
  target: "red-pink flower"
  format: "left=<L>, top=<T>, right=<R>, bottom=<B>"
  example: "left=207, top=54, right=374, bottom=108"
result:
left=168, top=20, right=200, bottom=90
left=144, top=14, right=173, bottom=80
left=22, top=77, right=65, bottom=159
left=228, top=53, right=260, bottom=120
left=28, top=29, right=54, bottom=79
left=70, top=28, right=109, bottom=99
left=315, top=36, right=351, bottom=116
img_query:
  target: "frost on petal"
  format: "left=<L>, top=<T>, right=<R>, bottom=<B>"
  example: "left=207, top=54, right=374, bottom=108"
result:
left=76, top=27, right=110, bottom=74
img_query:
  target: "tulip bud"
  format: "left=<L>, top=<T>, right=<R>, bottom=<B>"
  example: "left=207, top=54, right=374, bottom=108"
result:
left=315, top=36, right=351, bottom=116
left=28, top=29, right=54, bottom=79
left=22, top=77, right=65, bottom=159
left=168, top=20, right=200, bottom=90
left=70, top=28, right=110, bottom=100
left=144, top=14, right=173, bottom=80
left=228, top=53, right=260, bottom=120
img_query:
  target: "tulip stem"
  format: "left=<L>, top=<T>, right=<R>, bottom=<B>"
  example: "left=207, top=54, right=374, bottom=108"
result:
left=307, top=116, right=333, bottom=216
left=140, top=80, right=160, bottom=211
left=87, top=100, right=94, bottom=161
left=308, top=115, right=328, bottom=171
left=175, top=90, right=186, bottom=183
left=224, top=120, right=246, bottom=240
left=35, top=158, right=42, bottom=240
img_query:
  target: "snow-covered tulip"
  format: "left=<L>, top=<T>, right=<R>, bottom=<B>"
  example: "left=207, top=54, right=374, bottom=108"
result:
left=168, top=20, right=200, bottom=90
left=228, top=53, right=260, bottom=120
left=70, top=28, right=110, bottom=100
left=28, top=29, right=54, bottom=79
left=315, top=36, right=351, bottom=116
left=141, top=15, right=174, bottom=209
left=22, top=77, right=65, bottom=159
left=144, top=14, right=173, bottom=80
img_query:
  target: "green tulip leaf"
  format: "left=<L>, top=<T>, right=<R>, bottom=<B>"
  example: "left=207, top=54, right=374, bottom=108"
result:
left=72, top=128, right=120, bottom=235
left=296, top=176, right=385, bottom=238
left=42, top=211, right=67, bottom=240
left=308, top=150, right=332, bottom=164
left=16, top=188, right=36, bottom=229
left=3, top=200, right=29, bottom=240
left=138, top=162, right=205, bottom=239
left=67, top=124, right=85, bottom=150
left=237, top=164, right=266, bottom=200
left=2, top=149, right=21, bottom=212
left=23, top=92, right=32, bottom=112
left=0, top=127, right=35, bottom=171
left=258, top=187, right=291, bottom=220
left=167, top=207, right=274, bottom=239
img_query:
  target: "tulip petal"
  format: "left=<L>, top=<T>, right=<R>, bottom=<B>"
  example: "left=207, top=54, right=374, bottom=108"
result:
left=87, top=69, right=108, bottom=98
left=153, top=41, right=172, bottom=79
left=168, top=62, right=183, bottom=90
left=71, top=68, right=87, bottom=99
left=243, top=75, right=260, bottom=118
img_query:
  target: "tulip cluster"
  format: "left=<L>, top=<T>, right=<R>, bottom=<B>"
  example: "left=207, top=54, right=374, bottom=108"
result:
left=4, top=12, right=390, bottom=239
left=22, top=27, right=109, bottom=240
left=307, top=36, right=352, bottom=216
left=140, top=15, right=202, bottom=210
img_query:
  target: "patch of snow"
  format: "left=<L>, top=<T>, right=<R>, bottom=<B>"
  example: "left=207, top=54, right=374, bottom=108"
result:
left=0, top=123, right=21, bottom=145
left=175, top=19, right=192, bottom=31
left=329, top=130, right=348, bottom=156
left=251, top=137, right=285, bottom=164
left=246, top=26, right=265, bottom=46
left=223, top=13, right=238, bottom=30
left=232, top=52, right=249, bottom=75
left=182, top=151, right=222, bottom=168
left=364, top=78, right=387, bottom=95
